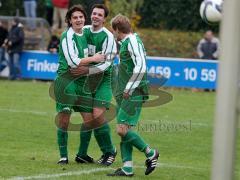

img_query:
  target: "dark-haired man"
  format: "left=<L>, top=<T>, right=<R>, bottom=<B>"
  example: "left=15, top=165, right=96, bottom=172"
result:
left=54, top=5, right=104, bottom=164
left=71, top=4, right=117, bottom=166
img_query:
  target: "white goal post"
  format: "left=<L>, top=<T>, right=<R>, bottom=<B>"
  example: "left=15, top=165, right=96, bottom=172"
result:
left=212, top=0, right=240, bottom=180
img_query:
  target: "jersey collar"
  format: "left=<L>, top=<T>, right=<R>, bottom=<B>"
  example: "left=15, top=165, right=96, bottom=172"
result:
left=119, top=34, right=132, bottom=44
left=90, top=26, right=103, bottom=33
left=69, top=27, right=84, bottom=36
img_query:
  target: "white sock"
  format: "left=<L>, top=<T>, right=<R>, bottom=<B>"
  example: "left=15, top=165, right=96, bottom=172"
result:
left=123, top=161, right=133, bottom=167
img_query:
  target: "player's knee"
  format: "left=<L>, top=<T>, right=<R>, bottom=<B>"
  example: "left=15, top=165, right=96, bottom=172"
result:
left=93, top=109, right=107, bottom=126
left=56, top=112, right=70, bottom=130
left=92, top=112, right=101, bottom=121
left=116, top=124, right=128, bottom=137
left=93, top=108, right=105, bottom=120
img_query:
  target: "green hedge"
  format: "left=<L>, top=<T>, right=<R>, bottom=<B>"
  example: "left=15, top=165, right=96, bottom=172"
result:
left=139, top=0, right=219, bottom=31
left=138, top=28, right=205, bottom=58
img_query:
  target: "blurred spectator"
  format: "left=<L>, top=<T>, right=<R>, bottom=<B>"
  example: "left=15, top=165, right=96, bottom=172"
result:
left=197, top=30, right=220, bottom=60
left=45, top=0, right=53, bottom=26
left=0, top=21, right=8, bottom=71
left=52, top=0, right=69, bottom=30
left=23, top=0, right=37, bottom=30
left=3, top=18, right=24, bottom=80
left=47, top=35, right=60, bottom=53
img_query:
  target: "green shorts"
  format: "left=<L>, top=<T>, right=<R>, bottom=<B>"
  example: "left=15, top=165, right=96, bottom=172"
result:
left=116, top=95, right=143, bottom=126
left=88, top=73, right=112, bottom=109
left=54, top=76, right=93, bottom=113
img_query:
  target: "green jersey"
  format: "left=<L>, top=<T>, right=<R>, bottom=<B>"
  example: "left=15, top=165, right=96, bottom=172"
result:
left=55, top=27, right=92, bottom=113
left=83, top=25, right=117, bottom=75
left=57, top=27, right=88, bottom=76
left=115, top=33, right=149, bottom=99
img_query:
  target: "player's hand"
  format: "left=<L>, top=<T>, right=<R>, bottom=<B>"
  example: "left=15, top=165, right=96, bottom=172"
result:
left=70, top=66, right=89, bottom=76
left=93, top=53, right=105, bottom=63
left=123, top=92, right=130, bottom=99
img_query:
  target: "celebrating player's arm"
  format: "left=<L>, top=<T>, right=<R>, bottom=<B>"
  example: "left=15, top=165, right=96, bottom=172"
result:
left=62, top=30, right=105, bottom=75
left=88, top=31, right=117, bottom=75
left=70, top=28, right=117, bottom=76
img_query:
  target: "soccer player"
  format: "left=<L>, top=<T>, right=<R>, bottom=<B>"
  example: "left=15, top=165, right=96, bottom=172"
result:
left=107, top=14, right=159, bottom=176
left=55, top=5, right=104, bottom=164
left=71, top=4, right=117, bottom=166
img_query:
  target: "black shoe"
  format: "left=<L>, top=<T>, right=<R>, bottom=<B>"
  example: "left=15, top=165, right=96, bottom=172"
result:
left=97, top=148, right=117, bottom=166
left=107, top=168, right=134, bottom=177
left=145, top=150, right=159, bottom=175
left=57, top=157, right=68, bottom=164
left=75, top=155, right=94, bottom=163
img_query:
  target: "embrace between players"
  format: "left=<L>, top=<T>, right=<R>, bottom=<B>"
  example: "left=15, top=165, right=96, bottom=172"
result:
left=53, top=4, right=159, bottom=177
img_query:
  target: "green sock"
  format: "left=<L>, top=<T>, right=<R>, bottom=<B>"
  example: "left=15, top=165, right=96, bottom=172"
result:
left=145, top=146, right=155, bottom=158
left=122, top=130, right=148, bottom=152
left=77, top=125, right=92, bottom=157
left=94, top=123, right=115, bottom=154
left=122, top=166, right=133, bottom=174
left=57, top=128, right=68, bottom=158
left=120, top=138, right=133, bottom=162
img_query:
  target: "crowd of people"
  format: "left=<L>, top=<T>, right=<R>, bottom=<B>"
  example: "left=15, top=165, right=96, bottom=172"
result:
left=0, top=18, right=24, bottom=80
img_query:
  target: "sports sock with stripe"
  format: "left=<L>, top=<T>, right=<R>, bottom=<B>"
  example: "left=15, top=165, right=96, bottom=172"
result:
left=122, top=161, right=133, bottom=174
left=122, top=130, right=148, bottom=152
left=145, top=146, right=155, bottom=158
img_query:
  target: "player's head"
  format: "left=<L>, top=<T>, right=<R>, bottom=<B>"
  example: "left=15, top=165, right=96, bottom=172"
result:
left=204, top=30, right=213, bottom=41
left=111, top=14, right=132, bottom=41
left=65, top=5, right=87, bottom=32
left=91, top=4, right=109, bottom=28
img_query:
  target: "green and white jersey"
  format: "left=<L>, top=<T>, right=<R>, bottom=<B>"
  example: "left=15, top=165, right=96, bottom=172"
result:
left=83, top=25, right=117, bottom=75
left=57, top=27, right=88, bottom=75
left=116, top=33, right=148, bottom=98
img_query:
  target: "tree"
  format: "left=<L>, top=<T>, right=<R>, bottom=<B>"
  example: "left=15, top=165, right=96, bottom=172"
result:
left=106, top=0, right=143, bottom=29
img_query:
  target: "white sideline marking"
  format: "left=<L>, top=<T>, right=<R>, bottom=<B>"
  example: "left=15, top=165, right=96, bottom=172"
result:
left=5, top=163, right=209, bottom=180
left=0, top=108, right=49, bottom=116
left=0, top=108, right=79, bottom=117
left=8, top=167, right=113, bottom=180
left=0, top=108, right=211, bottom=127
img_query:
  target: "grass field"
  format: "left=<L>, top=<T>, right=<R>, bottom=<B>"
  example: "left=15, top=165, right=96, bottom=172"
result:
left=0, top=80, right=239, bottom=180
